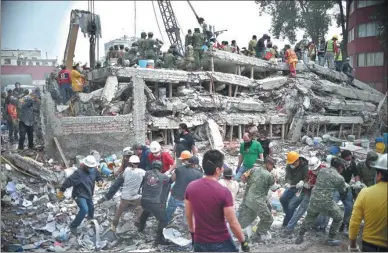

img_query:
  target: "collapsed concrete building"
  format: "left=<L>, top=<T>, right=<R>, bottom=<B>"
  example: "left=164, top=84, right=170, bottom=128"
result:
left=42, top=49, right=387, bottom=162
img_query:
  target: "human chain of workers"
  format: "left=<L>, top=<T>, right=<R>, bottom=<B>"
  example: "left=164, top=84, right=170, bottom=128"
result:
left=56, top=123, right=387, bottom=252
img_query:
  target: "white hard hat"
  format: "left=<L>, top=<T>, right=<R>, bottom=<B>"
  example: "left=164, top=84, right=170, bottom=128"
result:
left=150, top=141, right=161, bottom=153
left=370, top=154, right=387, bottom=170
left=129, top=155, right=140, bottom=164
left=326, top=155, right=334, bottom=166
left=123, top=147, right=133, bottom=156
left=309, top=157, right=321, bottom=171
left=82, top=155, right=99, bottom=168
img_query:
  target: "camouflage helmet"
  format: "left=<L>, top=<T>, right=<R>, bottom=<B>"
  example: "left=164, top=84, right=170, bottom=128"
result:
left=167, top=48, right=173, bottom=53
left=194, top=28, right=200, bottom=32
left=148, top=32, right=154, bottom=37
left=141, top=32, right=147, bottom=38
left=366, top=151, right=379, bottom=162
left=132, top=42, right=139, bottom=47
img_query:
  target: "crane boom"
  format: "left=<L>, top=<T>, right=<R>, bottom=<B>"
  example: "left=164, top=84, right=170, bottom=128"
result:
left=156, top=0, right=184, bottom=55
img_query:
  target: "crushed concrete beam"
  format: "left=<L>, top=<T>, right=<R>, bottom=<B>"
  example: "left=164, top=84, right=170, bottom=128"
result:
left=353, top=79, right=384, bottom=96
left=258, top=76, right=288, bottom=90
left=206, top=119, right=224, bottom=150
left=132, top=77, right=147, bottom=144
left=101, top=76, right=119, bottom=105
left=307, top=63, right=348, bottom=83
left=148, top=113, right=209, bottom=129
left=305, top=115, right=364, bottom=124
left=324, top=98, right=376, bottom=112
left=218, top=112, right=289, bottom=126
left=79, top=88, right=103, bottom=103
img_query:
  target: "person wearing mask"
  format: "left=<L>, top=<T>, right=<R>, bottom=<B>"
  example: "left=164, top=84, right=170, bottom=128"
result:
left=18, top=89, right=40, bottom=151
left=256, top=34, right=269, bottom=59
left=235, top=133, right=264, bottom=181
left=342, top=57, right=354, bottom=84
left=132, top=143, right=151, bottom=170
left=335, top=41, right=343, bottom=72
left=318, top=37, right=326, bottom=66
left=348, top=154, right=387, bottom=252
left=6, top=97, right=19, bottom=143
left=71, top=63, right=85, bottom=93
left=147, top=141, right=176, bottom=173
left=280, top=151, right=308, bottom=227
left=238, top=158, right=279, bottom=241
left=257, top=130, right=273, bottom=159
left=57, top=155, right=103, bottom=234
left=248, top=35, right=257, bottom=57
left=166, top=152, right=203, bottom=227
left=295, top=158, right=348, bottom=246
left=284, top=44, right=298, bottom=78
left=324, top=35, right=338, bottom=70
left=57, top=65, right=73, bottom=104
left=13, top=82, right=24, bottom=99
left=307, top=41, right=317, bottom=63
left=174, top=123, right=197, bottom=166
left=356, top=151, right=379, bottom=187
left=185, top=149, right=249, bottom=252
left=138, top=161, right=171, bottom=245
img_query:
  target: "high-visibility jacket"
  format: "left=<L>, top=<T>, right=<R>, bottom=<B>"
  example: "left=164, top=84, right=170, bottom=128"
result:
left=326, top=39, right=335, bottom=52
left=285, top=49, right=298, bottom=64
left=336, top=48, right=343, bottom=61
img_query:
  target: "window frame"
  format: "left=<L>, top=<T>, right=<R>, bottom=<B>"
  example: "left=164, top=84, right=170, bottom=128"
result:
left=357, top=52, right=384, bottom=67
left=4, top=58, right=11, bottom=65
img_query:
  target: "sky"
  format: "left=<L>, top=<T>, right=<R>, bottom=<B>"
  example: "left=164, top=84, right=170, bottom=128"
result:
left=2, top=1, right=342, bottom=66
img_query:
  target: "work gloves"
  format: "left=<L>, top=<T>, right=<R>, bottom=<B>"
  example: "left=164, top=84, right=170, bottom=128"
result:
left=303, top=182, right=310, bottom=189
left=96, top=181, right=104, bottom=188
left=241, top=241, right=250, bottom=252
left=296, top=180, right=304, bottom=189
left=270, top=184, right=281, bottom=192
left=56, top=191, right=64, bottom=200
left=351, top=181, right=365, bottom=189
left=348, top=245, right=360, bottom=252
left=284, top=183, right=291, bottom=189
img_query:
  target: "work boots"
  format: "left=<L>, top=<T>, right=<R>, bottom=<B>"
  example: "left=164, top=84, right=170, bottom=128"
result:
left=295, top=234, right=304, bottom=244
left=154, top=223, right=170, bottom=246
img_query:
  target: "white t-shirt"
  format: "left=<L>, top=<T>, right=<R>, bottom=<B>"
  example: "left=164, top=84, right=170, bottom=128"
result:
left=121, top=167, right=146, bottom=200
left=218, top=179, right=239, bottom=204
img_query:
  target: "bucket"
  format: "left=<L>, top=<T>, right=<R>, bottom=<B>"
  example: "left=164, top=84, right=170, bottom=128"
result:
left=138, top=60, right=148, bottom=68
left=375, top=137, right=384, bottom=143
left=158, top=87, right=167, bottom=99
left=100, top=163, right=112, bottom=176
left=360, top=139, right=369, bottom=149
left=146, top=59, right=155, bottom=69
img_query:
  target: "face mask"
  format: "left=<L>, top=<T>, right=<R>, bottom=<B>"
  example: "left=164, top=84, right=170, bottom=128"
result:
left=290, top=165, right=296, bottom=169
left=153, top=152, right=161, bottom=157
left=312, top=170, right=319, bottom=175
left=345, top=160, right=351, bottom=167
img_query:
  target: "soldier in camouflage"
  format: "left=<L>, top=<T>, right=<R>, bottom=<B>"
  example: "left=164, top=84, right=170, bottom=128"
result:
left=145, top=32, right=157, bottom=61
left=356, top=151, right=379, bottom=187
left=184, top=45, right=195, bottom=71
left=138, top=32, right=147, bottom=60
left=192, top=28, right=205, bottom=71
left=295, top=157, right=348, bottom=246
left=128, top=42, right=139, bottom=66
left=162, top=49, right=176, bottom=69
left=238, top=158, right=280, bottom=241
left=185, top=29, right=193, bottom=48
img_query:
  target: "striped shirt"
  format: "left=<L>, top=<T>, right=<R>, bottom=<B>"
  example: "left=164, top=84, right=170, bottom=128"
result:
left=121, top=167, right=146, bottom=200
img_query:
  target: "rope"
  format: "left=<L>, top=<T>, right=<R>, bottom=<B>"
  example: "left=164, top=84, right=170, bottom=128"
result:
left=152, top=1, right=165, bottom=43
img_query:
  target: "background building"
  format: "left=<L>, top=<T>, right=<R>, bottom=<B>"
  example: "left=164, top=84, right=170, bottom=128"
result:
left=104, top=35, right=137, bottom=57
left=1, top=49, right=57, bottom=88
left=347, top=0, right=387, bottom=94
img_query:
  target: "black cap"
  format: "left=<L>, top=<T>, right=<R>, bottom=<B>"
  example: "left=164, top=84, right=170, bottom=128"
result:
left=223, top=167, right=233, bottom=176
left=152, top=161, right=162, bottom=170
left=188, top=156, right=199, bottom=165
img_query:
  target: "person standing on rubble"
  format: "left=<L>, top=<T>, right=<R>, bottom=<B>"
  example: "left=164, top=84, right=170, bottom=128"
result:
left=256, top=34, right=269, bottom=59
left=114, top=147, right=134, bottom=176
left=147, top=141, right=176, bottom=173
left=247, top=35, right=257, bottom=57
left=280, top=151, right=308, bottom=227
left=284, top=44, right=298, bottom=78
left=57, top=65, right=73, bottom=104
left=138, top=161, right=171, bottom=245
left=231, top=40, right=240, bottom=54
left=307, top=41, right=317, bottom=63
left=138, top=32, right=147, bottom=60
left=192, top=28, right=205, bottom=70
left=238, top=158, right=279, bottom=241
left=174, top=123, right=197, bottom=167
left=166, top=152, right=203, bottom=227
left=295, top=157, right=348, bottom=246
left=71, top=63, right=85, bottom=94
left=356, top=151, right=379, bottom=187
left=334, top=41, right=343, bottom=72
left=57, top=155, right=103, bottom=234
left=318, top=37, right=326, bottom=66
left=257, top=130, right=273, bottom=159
left=185, top=149, right=250, bottom=252
left=235, top=133, right=264, bottom=181
left=348, top=154, right=388, bottom=252
left=342, top=57, right=354, bottom=84
left=163, top=49, right=177, bottom=69
left=6, top=96, right=19, bottom=143
left=324, top=35, right=339, bottom=70
left=185, top=29, right=193, bottom=48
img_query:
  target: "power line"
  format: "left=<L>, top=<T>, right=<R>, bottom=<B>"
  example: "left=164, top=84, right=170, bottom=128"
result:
left=152, top=1, right=165, bottom=43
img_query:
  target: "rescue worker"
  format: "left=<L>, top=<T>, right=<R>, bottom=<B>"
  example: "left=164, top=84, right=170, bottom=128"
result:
left=295, top=157, right=348, bottom=246
left=138, top=161, right=171, bottom=245
left=107, top=47, right=115, bottom=60
left=138, top=32, right=147, bottom=59
left=71, top=63, right=85, bottom=93
left=128, top=42, right=139, bottom=66
left=356, top=151, right=379, bottom=187
left=185, top=29, right=193, bottom=48
left=114, top=147, right=134, bottom=176
left=256, top=34, right=269, bottom=59
left=57, top=65, right=73, bottom=104
left=348, top=154, right=388, bottom=252
left=299, top=34, right=309, bottom=64
left=280, top=151, right=308, bottom=227
left=342, top=57, right=354, bottom=84
left=248, top=35, right=257, bottom=56
left=133, top=143, right=151, bottom=170
left=257, top=130, right=273, bottom=159
left=13, top=82, right=24, bottom=99
left=6, top=96, right=19, bottom=143
left=166, top=152, right=203, bottom=227
left=284, top=44, right=298, bottom=78
left=113, top=45, right=120, bottom=58
left=145, top=32, right=157, bottom=61
left=324, top=35, right=338, bottom=70
left=192, top=28, right=205, bottom=70
left=307, top=41, right=317, bottom=62
left=163, top=49, right=176, bottom=69
left=238, top=158, right=279, bottom=241
left=174, top=123, right=197, bottom=167
left=57, top=155, right=103, bottom=234
left=231, top=40, right=240, bottom=54
left=335, top=42, right=343, bottom=72
left=18, top=89, right=40, bottom=151
left=318, top=37, right=326, bottom=66
left=147, top=141, right=176, bottom=173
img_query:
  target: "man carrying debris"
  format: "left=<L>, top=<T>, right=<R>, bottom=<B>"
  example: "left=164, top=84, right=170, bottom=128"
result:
left=356, top=151, right=379, bottom=187
left=238, top=158, right=279, bottom=241
left=284, top=44, right=298, bottom=78
left=57, top=155, right=103, bottom=234
left=166, top=152, right=203, bottom=227
left=235, top=133, right=264, bottom=181
left=185, top=149, right=249, bottom=252
left=295, top=157, right=348, bottom=246
left=324, top=35, right=339, bottom=70
left=174, top=123, right=197, bottom=167
left=57, top=65, right=73, bottom=104
left=138, top=161, right=171, bottom=245
left=147, top=141, right=176, bottom=174
left=348, top=154, right=388, bottom=252
left=280, top=151, right=308, bottom=227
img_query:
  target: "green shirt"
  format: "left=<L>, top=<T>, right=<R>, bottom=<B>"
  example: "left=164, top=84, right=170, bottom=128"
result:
left=240, top=140, right=264, bottom=169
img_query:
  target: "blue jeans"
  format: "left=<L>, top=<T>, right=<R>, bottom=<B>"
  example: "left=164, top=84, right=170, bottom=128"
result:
left=59, top=83, right=73, bottom=104
left=333, top=190, right=353, bottom=225
left=279, top=188, right=303, bottom=226
left=166, top=195, right=186, bottom=226
left=235, top=165, right=249, bottom=181
left=71, top=198, right=94, bottom=228
left=194, top=237, right=238, bottom=252
left=318, top=54, right=325, bottom=66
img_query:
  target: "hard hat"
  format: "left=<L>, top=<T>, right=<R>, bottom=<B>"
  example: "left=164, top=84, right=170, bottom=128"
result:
left=366, top=151, right=379, bottom=162
left=329, top=145, right=340, bottom=155
left=332, top=35, right=338, bottom=40
left=326, top=154, right=335, bottom=165
left=308, top=157, right=321, bottom=171
left=82, top=155, right=98, bottom=168
left=151, top=161, right=163, bottom=170
left=129, top=155, right=140, bottom=164
left=369, top=154, right=387, bottom=170
left=123, top=147, right=133, bottom=156
left=286, top=151, right=300, bottom=165
left=376, top=142, right=385, bottom=154
left=150, top=141, right=161, bottom=153
left=179, top=150, right=193, bottom=160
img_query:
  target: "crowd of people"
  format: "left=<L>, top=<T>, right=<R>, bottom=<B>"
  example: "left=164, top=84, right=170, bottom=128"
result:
left=55, top=123, right=387, bottom=252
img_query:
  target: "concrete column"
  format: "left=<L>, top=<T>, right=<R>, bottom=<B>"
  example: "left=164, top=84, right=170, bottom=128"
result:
left=133, top=77, right=147, bottom=145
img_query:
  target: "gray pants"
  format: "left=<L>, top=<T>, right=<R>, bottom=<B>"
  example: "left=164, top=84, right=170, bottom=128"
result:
left=318, top=54, right=325, bottom=66
left=324, top=52, right=335, bottom=70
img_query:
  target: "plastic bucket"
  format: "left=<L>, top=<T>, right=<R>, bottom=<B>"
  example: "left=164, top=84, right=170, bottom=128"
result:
left=138, top=60, right=148, bottom=68
left=101, top=164, right=112, bottom=176
left=360, top=139, right=369, bottom=149
left=146, top=59, right=155, bottom=69
left=158, top=87, right=167, bottom=99
left=375, top=137, right=384, bottom=143
left=383, top=133, right=388, bottom=145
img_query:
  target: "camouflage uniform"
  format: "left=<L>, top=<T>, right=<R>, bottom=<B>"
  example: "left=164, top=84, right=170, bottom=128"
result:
left=138, top=32, right=147, bottom=60
left=297, top=167, right=346, bottom=240
left=162, top=50, right=176, bottom=69
left=185, top=31, right=193, bottom=48
left=238, top=167, right=274, bottom=235
left=145, top=32, right=156, bottom=61
left=192, top=28, right=204, bottom=70
left=184, top=45, right=195, bottom=71
left=356, top=152, right=378, bottom=187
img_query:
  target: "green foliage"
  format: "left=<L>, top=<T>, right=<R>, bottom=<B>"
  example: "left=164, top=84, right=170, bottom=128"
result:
left=370, top=1, right=387, bottom=47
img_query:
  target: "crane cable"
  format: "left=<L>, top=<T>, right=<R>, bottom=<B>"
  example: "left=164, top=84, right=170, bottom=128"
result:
left=152, top=1, right=165, bottom=43
left=134, top=1, right=137, bottom=37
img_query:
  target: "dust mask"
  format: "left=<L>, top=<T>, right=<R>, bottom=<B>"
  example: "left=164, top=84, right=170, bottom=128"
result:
left=290, top=165, right=296, bottom=169
left=153, top=152, right=161, bottom=157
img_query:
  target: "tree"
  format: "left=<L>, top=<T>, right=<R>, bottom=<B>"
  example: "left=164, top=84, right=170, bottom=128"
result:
left=255, top=0, right=335, bottom=44
left=333, top=0, right=350, bottom=58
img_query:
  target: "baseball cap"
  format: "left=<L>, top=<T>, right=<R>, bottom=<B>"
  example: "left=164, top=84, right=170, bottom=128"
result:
left=188, top=156, right=199, bottom=165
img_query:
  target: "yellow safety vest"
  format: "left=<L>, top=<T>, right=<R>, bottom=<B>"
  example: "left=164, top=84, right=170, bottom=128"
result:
left=336, top=48, right=342, bottom=61
left=326, top=40, right=334, bottom=52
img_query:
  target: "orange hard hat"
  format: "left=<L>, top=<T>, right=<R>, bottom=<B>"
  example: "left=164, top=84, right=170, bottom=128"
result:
left=287, top=151, right=300, bottom=164
left=179, top=150, right=193, bottom=160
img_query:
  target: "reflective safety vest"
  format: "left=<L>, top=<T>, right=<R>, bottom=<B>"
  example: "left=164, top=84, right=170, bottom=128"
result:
left=336, top=48, right=343, bottom=61
left=286, top=49, right=298, bottom=63
left=326, top=40, right=335, bottom=52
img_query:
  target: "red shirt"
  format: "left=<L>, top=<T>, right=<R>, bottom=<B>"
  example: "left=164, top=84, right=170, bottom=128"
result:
left=58, top=69, right=71, bottom=85
left=147, top=151, right=174, bottom=173
left=185, top=178, right=233, bottom=243
left=304, top=164, right=327, bottom=194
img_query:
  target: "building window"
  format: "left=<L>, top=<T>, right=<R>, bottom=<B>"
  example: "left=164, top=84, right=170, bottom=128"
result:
left=348, top=28, right=355, bottom=42
left=28, top=61, right=33, bottom=66
left=349, top=55, right=354, bottom=68
left=43, top=61, right=48, bottom=66
left=349, top=1, right=355, bottom=14
left=32, top=57, right=38, bottom=60
left=358, top=22, right=377, bottom=37
left=358, top=52, right=384, bottom=67
left=4, top=59, right=11, bottom=64
left=358, top=0, right=384, bottom=8
left=22, top=61, right=27, bottom=66
left=36, top=62, right=40, bottom=66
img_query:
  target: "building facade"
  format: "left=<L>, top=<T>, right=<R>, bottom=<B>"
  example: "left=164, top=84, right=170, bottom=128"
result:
left=104, top=35, right=138, bottom=57
left=347, top=0, right=387, bottom=94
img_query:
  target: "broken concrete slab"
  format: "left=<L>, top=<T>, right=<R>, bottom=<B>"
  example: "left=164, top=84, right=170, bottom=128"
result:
left=79, top=88, right=103, bottom=103
left=206, top=119, right=224, bottom=150
left=101, top=76, right=119, bottom=106
left=258, top=76, right=288, bottom=90
left=324, top=98, right=376, bottom=112
left=148, top=113, right=208, bottom=129
left=305, top=115, right=364, bottom=124
left=307, top=63, right=348, bottom=83
left=353, top=79, right=384, bottom=96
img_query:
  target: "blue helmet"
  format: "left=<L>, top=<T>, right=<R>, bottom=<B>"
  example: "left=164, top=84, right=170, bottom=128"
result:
left=328, top=145, right=340, bottom=155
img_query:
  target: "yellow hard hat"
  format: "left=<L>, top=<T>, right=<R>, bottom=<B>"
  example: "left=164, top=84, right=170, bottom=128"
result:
left=179, top=150, right=193, bottom=160
left=333, top=35, right=338, bottom=40
left=287, top=151, right=300, bottom=164
left=376, top=142, right=385, bottom=154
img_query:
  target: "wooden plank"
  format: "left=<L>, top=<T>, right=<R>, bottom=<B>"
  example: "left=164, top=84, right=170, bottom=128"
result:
left=168, top=83, right=173, bottom=98
left=53, top=137, right=70, bottom=168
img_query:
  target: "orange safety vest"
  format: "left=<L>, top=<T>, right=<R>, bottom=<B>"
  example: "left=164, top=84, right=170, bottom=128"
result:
left=286, top=49, right=298, bottom=64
